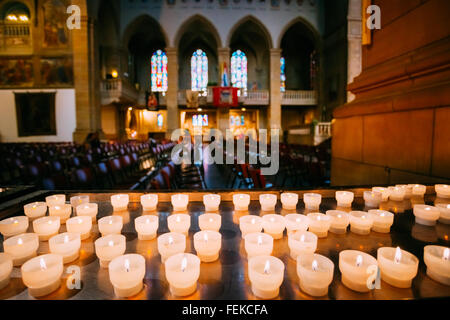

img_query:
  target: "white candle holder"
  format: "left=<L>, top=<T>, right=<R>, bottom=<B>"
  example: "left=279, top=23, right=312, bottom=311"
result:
left=66, top=216, right=93, bottom=240
left=203, top=194, right=221, bottom=212
left=3, top=233, right=39, bottom=266
left=368, top=209, right=394, bottom=233
left=233, top=194, right=251, bottom=211
left=372, top=187, right=390, bottom=202
left=171, top=194, right=189, bottom=212
left=109, top=254, right=146, bottom=298
left=435, top=184, right=450, bottom=199
left=259, top=194, right=277, bottom=212
left=0, top=253, right=13, bottom=290
left=363, top=191, right=382, bottom=208
left=165, top=253, right=200, bottom=296
left=111, top=194, right=129, bottom=211
left=157, top=232, right=186, bottom=263
left=248, top=255, right=284, bottom=299
left=244, top=232, right=273, bottom=259
left=141, top=194, right=158, bottom=211
left=0, top=216, right=29, bottom=239
left=193, top=230, right=222, bottom=262
left=306, top=213, right=331, bottom=238
left=76, top=203, right=98, bottom=222
left=49, top=232, right=81, bottom=264
left=325, top=210, right=350, bottom=234
left=98, top=216, right=123, bottom=236
left=284, top=214, right=308, bottom=234
left=167, top=214, right=191, bottom=236
left=388, top=186, right=406, bottom=201
left=24, top=202, right=47, bottom=221
left=339, top=250, right=378, bottom=293
left=297, top=253, right=334, bottom=297
left=423, top=245, right=450, bottom=286
left=70, top=195, right=90, bottom=213
left=280, top=193, right=298, bottom=210
left=410, top=184, right=426, bottom=197
left=45, top=194, right=66, bottom=207
left=135, top=215, right=159, bottom=240
left=239, top=215, right=263, bottom=237
left=349, top=211, right=374, bottom=235
left=413, top=205, right=440, bottom=226
left=95, top=234, right=126, bottom=268
left=262, top=214, right=286, bottom=239
left=198, top=213, right=221, bottom=232
left=49, top=204, right=72, bottom=224
left=377, top=247, right=419, bottom=288
left=436, top=204, right=450, bottom=224
left=288, top=231, right=318, bottom=260
left=303, top=193, right=322, bottom=211
left=21, top=254, right=63, bottom=297
left=396, top=184, right=412, bottom=199
left=335, top=191, right=354, bottom=208
left=33, top=216, right=60, bottom=241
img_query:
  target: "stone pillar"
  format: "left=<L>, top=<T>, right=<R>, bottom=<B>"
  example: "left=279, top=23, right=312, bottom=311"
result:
left=347, top=0, right=362, bottom=102
left=166, top=47, right=179, bottom=139
left=269, top=48, right=282, bottom=134
left=217, top=47, right=231, bottom=133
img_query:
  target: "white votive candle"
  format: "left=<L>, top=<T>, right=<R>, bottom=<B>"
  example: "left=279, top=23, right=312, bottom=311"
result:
left=70, top=195, right=89, bottom=213
left=349, top=211, right=373, bottom=235
left=233, top=194, right=250, bottom=211
left=285, top=214, right=308, bottom=234
left=297, top=253, right=334, bottom=297
left=436, top=204, right=450, bottom=224
left=435, top=184, right=450, bottom=198
left=141, top=194, right=158, bottom=211
left=245, top=233, right=273, bottom=259
left=410, top=184, right=426, bottom=197
left=368, top=209, right=394, bottom=233
left=135, top=215, right=159, bottom=240
left=339, top=250, right=378, bottom=292
left=95, top=234, right=126, bottom=268
left=193, top=230, right=222, bottom=262
left=0, top=216, right=29, bottom=238
left=165, top=253, right=200, bottom=297
left=363, top=191, right=382, bottom=208
left=413, top=205, right=440, bottom=226
left=66, top=216, right=92, bottom=240
left=288, top=231, right=318, bottom=260
left=167, top=214, right=190, bottom=236
left=424, top=245, right=450, bottom=286
left=239, top=215, right=263, bottom=237
left=3, top=233, right=39, bottom=266
left=281, top=193, right=299, bottom=210
left=157, top=232, right=186, bottom=263
left=372, top=187, right=390, bottom=201
left=335, top=191, right=354, bottom=208
left=76, top=203, right=98, bottom=222
left=303, top=193, right=322, bottom=210
left=259, top=194, right=277, bottom=212
left=0, top=253, right=13, bottom=290
left=98, top=216, right=123, bottom=236
left=377, top=247, right=419, bottom=288
left=198, top=213, right=221, bottom=232
left=45, top=194, right=66, bottom=207
left=307, top=213, right=331, bottom=238
left=396, top=184, right=413, bottom=199
left=49, top=232, right=81, bottom=264
left=21, top=254, right=63, bottom=297
left=203, top=194, right=221, bottom=212
left=171, top=194, right=189, bottom=211
left=24, top=202, right=47, bottom=220
left=33, top=216, right=60, bottom=241
left=262, top=214, right=285, bottom=239
left=326, top=210, right=349, bottom=234
left=49, top=204, right=72, bottom=224
left=388, top=186, right=406, bottom=201
left=111, top=194, right=129, bottom=211
left=248, top=255, right=284, bottom=299
left=109, top=254, right=146, bottom=298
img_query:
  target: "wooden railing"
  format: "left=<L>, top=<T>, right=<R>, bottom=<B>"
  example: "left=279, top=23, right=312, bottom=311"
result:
left=100, top=79, right=139, bottom=105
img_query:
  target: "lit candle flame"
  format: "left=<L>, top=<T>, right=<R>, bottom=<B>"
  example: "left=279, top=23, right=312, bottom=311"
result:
left=443, top=248, right=449, bottom=261
left=257, top=235, right=263, bottom=245
left=124, top=259, right=130, bottom=272
left=13, top=219, right=19, bottom=225
left=317, top=216, right=321, bottom=221
left=300, top=234, right=305, bottom=242
left=146, top=219, right=150, bottom=224
left=176, top=216, right=181, bottom=223
left=394, top=247, right=402, bottom=264
left=337, top=214, right=342, bottom=218
left=181, top=256, right=187, bottom=272
left=270, top=217, right=275, bottom=223
left=251, top=218, right=255, bottom=225
left=64, top=235, right=69, bottom=243
left=48, top=220, right=53, bottom=225
left=40, top=258, right=47, bottom=270
left=108, top=240, right=114, bottom=247
left=296, top=218, right=301, bottom=222
left=55, top=206, right=60, bottom=210
left=109, top=219, right=113, bottom=225
left=356, top=255, right=363, bottom=267
left=18, top=238, right=23, bottom=245
left=380, top=213, right=385, bottom=217
left=204, top=233, right=208, bottom=242
left=209, top=218, right=213, bottom=223
left=263, top=260, right=270, bottom=274
left=168, top=236, right=174, bottom=245
left=312, top=260, right=318, bottom=271
left=78, top=219, right=83, bottom=224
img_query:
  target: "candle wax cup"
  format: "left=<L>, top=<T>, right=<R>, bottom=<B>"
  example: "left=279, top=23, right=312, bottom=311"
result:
left=259, top=194, right=277, bottom=212
left=388, top=187, right=406, bottom=201
left=377, top=247, right=419, bottom=288
left=335, top=191, right=354, bottom=208
left=135, top=215, right=159, bottom=240
left=98, top=216, right=123, bottom=236
left=280, top=193, right=299, bottom=210
left=165, top=253, right=200, bottom=297
left=49, top=233, right=81, bottom=264
left=0, top=253, right=13, bottom=290
left=198, top=213, right=221, bottom=232
left=167, top=214, right=190, bottom=236
left=49, top=204, right=72, bottom=224
left=66, top=216, right=93, bottom=240
left=303, top=193, right=322, bottom=210
left=157, top=232, right=186, bottom=263
left=297, top=253, right=334, bottom=297
left=326, top=210, right=349, bottom=234
left=76, top=203, right=98, bottom=222
left=3, top=233, right=39, bottom=266
left=284, top=214, right=308, bottom=233
left=109, top=254, right=146, bottom=298
left=410, top=184, right=426, bottom=196
left=0, top=216, right=29, bottom=238
left=435, top=184, right=450, bottom=199
left=349, top=211, right=373, bottom=235
left=245, top=233, right=273, bottom=259
left=436, top=204, right=450, bottom=224
left=339, top=250, right=378, bottom=293
left=203, top=194, right=221, bottom=212
left=262, top=214, right=286, bottom=239
left=193, top=231, right=222, bottom=262
left=423, top=245, right=450, bottom=286
left=24, top=202, right=47, bottom=220
left=33, top=216, right=60, bottom=241
left=111, top=194, right=129, bottom=211
left=306, top=213, right=331, bottom=238
left=21, top=254, right=63, bottom=297
left=95, top=234, right=126, bottom=268
left=233, top=194, right=251, bottom=211
left=248, top=255, right=285, bottom=299
left=45, top=194, right=66, bottom=207
left=141, top=194, right=159, bottom=211
left=413, top=205, right=440, bottom=226
left=368, top=210, right=394, bottom=233
left=239, top=215, right=263, bottom=237
left=70, top=196, right=89, bottom=214
left=372, top=187, right=390, bottom=202
left=363, top=191, right=382, bottom=208
left=171, top=194, right=189, bottom=212
left=288, top=231, right=318, bottom=260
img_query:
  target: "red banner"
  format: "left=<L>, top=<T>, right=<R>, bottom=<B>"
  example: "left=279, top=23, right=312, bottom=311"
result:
left=212, top=87, right=239, bottom=107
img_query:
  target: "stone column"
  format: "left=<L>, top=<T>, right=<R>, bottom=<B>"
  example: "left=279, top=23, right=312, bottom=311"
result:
left=347, top=0, right=362, bottom=102
left=269, top=48, right=282, bottom=134
left=166, top=47, right=179, bottom=139
left=217, top=47, right=231, bottom=133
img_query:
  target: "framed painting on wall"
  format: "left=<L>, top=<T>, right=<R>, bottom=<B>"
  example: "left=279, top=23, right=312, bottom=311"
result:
left=0, top=58, right=34, bottom=87
left=40, top=58, right=73, bottom=85
left=14, top=92, right=57, bottom=136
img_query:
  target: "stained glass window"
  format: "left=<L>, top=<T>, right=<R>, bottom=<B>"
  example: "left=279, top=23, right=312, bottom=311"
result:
left=231, top=50, right=248, bottom=96
left=151, top=50, right=168, bottom=92
left=280, top=56, right=286, bottom=92
left=191, top=49, right=208, bottom=92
